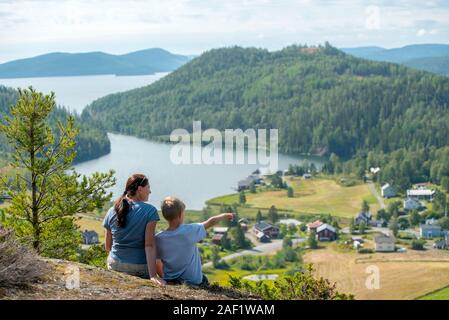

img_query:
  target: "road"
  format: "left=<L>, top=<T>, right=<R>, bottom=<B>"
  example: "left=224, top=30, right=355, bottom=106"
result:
left=367, top=181, right=385, bottom=209
left=202, top=237, right=305, bottom=268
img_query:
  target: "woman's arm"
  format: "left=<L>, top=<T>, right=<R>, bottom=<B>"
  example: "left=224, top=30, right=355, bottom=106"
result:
left=105, top=229, right=112, bottom=252
left=145, top=221, right=166, bottom=285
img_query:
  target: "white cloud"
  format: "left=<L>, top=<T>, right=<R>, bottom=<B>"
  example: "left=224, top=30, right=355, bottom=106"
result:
left=0, top=0, right=448, bottom=61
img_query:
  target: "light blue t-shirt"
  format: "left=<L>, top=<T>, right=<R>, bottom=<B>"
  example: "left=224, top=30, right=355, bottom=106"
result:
left=103, top=201, right=159, bottom=264
left=156, top=223, right=207, bottom=285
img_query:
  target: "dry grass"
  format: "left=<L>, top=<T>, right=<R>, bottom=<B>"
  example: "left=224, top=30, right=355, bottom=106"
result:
left=0, top=228, right=50, bottom=288
left=0, top=259, right=258, bottom=300
left=303, top=246, right=449, bottom=300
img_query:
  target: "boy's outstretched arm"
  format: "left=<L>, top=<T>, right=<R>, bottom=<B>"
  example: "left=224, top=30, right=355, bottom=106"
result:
left=202, top=213, right=234, bottom=229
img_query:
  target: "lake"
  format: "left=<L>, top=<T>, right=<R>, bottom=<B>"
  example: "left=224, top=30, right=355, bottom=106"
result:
left=74, top=133, right=325, bottom=210
left=0, top=73, right=168, bottom=114
left=0, top=73, right=325, bottom=210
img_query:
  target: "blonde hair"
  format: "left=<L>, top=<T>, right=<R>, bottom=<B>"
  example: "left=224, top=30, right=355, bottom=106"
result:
left=161, top=196, right=186, bottom=221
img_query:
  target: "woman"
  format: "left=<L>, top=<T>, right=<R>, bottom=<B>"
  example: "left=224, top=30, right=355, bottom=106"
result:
left=103, top=173, right=165, bottom=285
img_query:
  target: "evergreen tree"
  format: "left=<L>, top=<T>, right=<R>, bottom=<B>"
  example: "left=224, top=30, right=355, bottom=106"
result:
left=256, top=209, right=263, bottom=223
left=268, top=205, right=279, bottom=223
left=287, top=186, right=294, bottom=198
left=361, top=200, right=370, bottom=213
left=239, top=191, right=246, bottom=204
left=358, top=221, right=366, bottom=235
left=308, top=231, right=318, bottom=249
left=0, top=88, right=115, bottom=254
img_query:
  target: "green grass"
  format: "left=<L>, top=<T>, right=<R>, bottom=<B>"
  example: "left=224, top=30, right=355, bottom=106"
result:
left=207, top=176, right=379, bottom=219
left=417, top=285, right=449, bottom=300
left=203, top=266, right=288, bottom=287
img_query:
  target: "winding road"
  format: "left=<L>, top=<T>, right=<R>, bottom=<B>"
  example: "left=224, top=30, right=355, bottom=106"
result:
left=202, top=237, right=305, bottom=268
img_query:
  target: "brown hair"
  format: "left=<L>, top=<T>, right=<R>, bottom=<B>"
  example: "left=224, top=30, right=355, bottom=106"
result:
left=161, top=196, right=185, bottom=221
left=114, top=174, right=149, bottom=228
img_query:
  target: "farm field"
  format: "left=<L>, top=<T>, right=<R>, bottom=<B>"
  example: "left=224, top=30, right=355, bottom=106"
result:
left=303, top=246, right=449, bottom=300
left=208, top=177, right=379, bottom=218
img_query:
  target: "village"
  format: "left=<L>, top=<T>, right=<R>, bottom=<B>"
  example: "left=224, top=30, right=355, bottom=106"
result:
left=64, top=163, right=449, bottom=300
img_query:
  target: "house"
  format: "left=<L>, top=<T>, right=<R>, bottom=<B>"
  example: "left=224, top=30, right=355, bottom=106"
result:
left=303, top=173, right=312, bottom=179
left=420, top=224, right=443, bottom=238
left=381, top=184, right=396, bottom=198
left=278, top=218, right=302, bottom=227
left=406, top=189, right=435, bottom=201
left=81, top=230, right=99, bottom=245
left=237, top=178, right=252, bottom=191
left=306, top=220, right=323, bottom=233
left=370, top=219, right=387, bottom=228
left=404, top=198, right=422, bottom=211
left=238, top=218, right=249, bottom=230
left=213, top=227, right=229, bottom=235
left=255, top=231, right=271, bottom=243
left=425, top=218, right=438, bottom=225
left=434, top=235, right=449, bottom=250
left=355, top=211, right=372, bottom=225
left=212, top=233, right=224, bottom=245
left=351, top=237, right=364, bottom=243
left=370, top=167, right=380, bottom=174
left=374, top=235, right=395, bottom=252
left=253, top=221, right=279, bottom=239
left=316, top=224, right=337, bottom=241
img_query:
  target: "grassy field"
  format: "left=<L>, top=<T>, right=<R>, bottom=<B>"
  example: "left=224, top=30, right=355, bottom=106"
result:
left=203, top=266, right=288, bottom=286
left=208, top=176, right=379, bottom=218
left=303, top=246, right=449, bottom=300
left=417, top=286, right=449, bottom=300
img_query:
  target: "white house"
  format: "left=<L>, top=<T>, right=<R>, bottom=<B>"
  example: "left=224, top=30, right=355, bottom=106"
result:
left=370, top=167, right=380, bottom=174
left=374, top=235, right=395, bottom=252
left=279, top=219, right=302, bottom=227
left=381, top=184, right=396, bottom=198
left=404, top=198, right=422, bottom=211
left=406, top=189, right=435, bottom=201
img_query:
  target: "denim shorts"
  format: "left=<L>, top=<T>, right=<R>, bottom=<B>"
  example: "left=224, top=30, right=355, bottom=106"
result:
left=107, top=255, right=149, bottom=279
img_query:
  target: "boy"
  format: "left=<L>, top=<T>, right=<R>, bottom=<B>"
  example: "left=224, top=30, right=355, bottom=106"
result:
left=156, top=196, right=234, bottom=286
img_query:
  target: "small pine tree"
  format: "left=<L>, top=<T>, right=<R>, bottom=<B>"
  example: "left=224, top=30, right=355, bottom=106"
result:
left=287, top=186, right=294, bottom=198
left=268, top=205, right=279, bottom=223
left=256, top=210, right=263, bottom=223
left=0, top=88, right=115, bottom=254
left=308, top=231, right=318, bottom=249
left=239, top=191, right=246, bottom=204
left=249, top=182, right=256, bottom=194
left=349, top=218, right=356, bottom=235
left=359, top=221, right=366, bottom=235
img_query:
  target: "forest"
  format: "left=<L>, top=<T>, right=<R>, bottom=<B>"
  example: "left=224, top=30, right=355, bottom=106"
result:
left=0, top=85, right=110, bottom=163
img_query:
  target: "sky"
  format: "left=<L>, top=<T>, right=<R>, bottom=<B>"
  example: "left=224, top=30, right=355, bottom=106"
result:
left=0, top=0, right=448, bottom=63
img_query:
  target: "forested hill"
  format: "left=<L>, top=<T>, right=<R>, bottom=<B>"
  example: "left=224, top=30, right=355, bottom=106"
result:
left=0, top=48, right=191, bottom=78
left=0, top=86, right=110, bottom=163
left=82, top=43, right=449, bottom=159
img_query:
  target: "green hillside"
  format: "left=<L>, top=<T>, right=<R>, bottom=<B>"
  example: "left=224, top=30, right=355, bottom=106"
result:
left=0, top=85, right=110, bottom=163
left=83, top=43, right=449, bottom=159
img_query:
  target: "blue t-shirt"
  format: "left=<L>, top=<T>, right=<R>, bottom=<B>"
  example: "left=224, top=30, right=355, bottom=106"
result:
left=103, top=201, right=159, bottom=264
left=156, top=223, right=207, bottom=285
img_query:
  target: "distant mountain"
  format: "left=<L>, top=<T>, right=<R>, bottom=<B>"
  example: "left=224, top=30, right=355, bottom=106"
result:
left=341, top=44, right=449, bottom=76
left=0, top=48, right=192, bottom=78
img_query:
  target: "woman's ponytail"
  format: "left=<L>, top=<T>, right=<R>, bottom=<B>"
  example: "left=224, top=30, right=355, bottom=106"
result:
left=114, top=191, right=130, bottom=228
left=113, top=174, right=149, bottom=228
